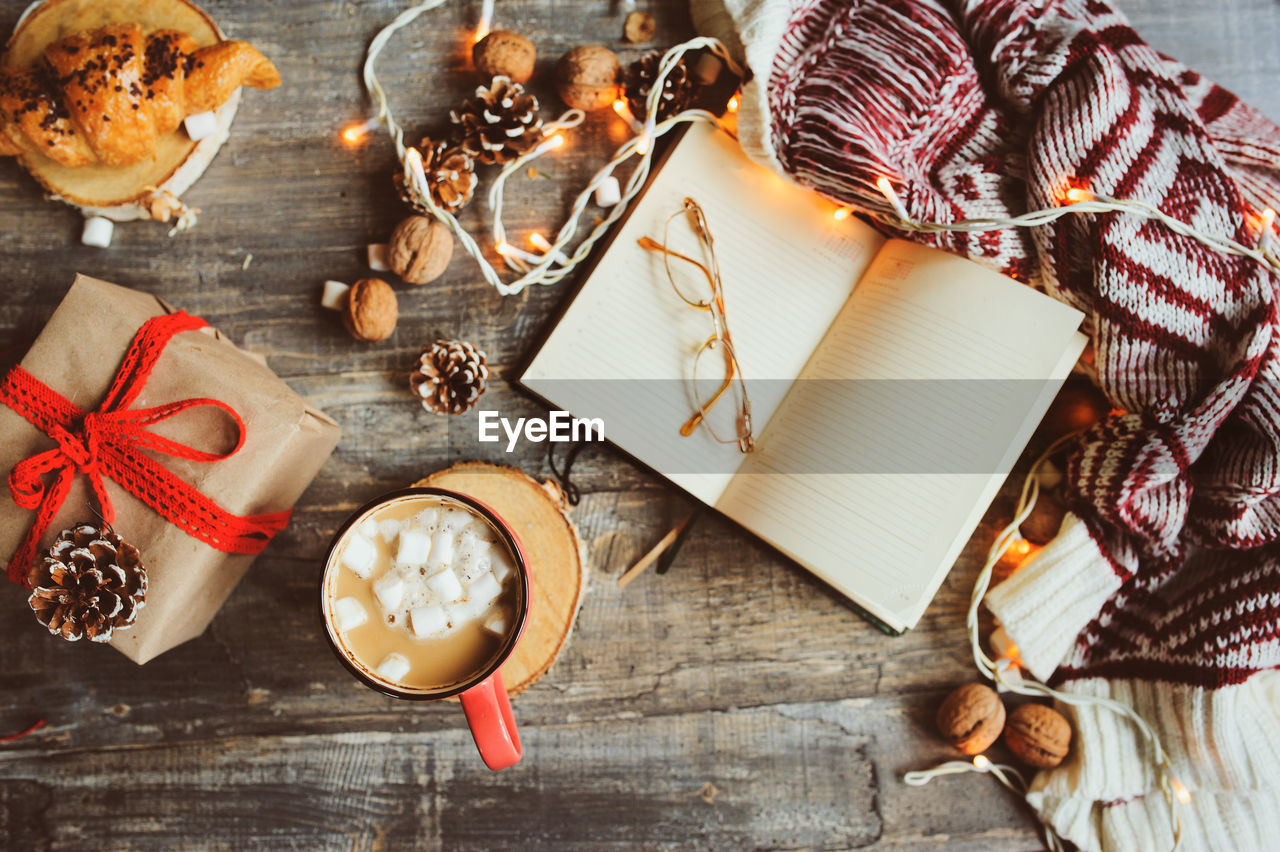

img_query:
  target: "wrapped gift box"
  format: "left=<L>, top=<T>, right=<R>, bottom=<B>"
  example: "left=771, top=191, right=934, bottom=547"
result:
left=0, top=275, right=341, bottom=663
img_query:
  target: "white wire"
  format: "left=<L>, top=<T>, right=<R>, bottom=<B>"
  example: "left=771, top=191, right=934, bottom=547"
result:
left=361, top=0, right=743, bottom=296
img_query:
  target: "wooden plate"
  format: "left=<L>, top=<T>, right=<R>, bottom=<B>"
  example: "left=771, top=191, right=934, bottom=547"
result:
left=416, top=462, right=587, bottom=697
left=4, top=0, right=235, bottom=216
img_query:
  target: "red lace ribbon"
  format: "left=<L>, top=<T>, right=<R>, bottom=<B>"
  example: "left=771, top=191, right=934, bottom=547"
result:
left=0, top=311, right=292, bottom=586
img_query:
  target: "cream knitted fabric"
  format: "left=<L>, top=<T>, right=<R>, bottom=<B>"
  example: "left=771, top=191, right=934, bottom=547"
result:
left=690, top=0, right=1280, bottom=848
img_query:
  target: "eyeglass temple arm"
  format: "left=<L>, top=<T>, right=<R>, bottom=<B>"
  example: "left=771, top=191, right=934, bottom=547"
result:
left=636, top=237, right=720, bottom=295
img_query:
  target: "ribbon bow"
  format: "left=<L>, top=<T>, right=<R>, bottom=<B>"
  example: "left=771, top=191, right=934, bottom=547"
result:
left=0, top=312, right=291, bottom=586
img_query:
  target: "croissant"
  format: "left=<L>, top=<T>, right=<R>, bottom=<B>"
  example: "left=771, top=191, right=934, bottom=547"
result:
left=0, top=24, right=280, bottom=169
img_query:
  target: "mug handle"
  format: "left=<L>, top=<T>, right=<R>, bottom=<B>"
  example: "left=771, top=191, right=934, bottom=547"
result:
left=459, top=669, right=522, bottom=770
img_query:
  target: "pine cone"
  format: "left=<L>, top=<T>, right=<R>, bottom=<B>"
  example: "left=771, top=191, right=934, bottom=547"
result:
left=411, top=340, right=489, bottom=415
left=449, top=76, right=544, bottom=165
left=396, top=138, right=477, bottom=214
left=27, top=524, right=148, bottom=643
left=624, top=51, right=698, bottom=122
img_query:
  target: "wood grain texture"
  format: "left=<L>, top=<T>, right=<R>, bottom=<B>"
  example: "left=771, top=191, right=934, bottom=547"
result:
left=1, top=0, right=1277, bottom=849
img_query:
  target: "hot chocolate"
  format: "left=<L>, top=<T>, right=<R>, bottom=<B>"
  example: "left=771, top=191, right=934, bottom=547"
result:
left=322, top=493, right=520, bottom=692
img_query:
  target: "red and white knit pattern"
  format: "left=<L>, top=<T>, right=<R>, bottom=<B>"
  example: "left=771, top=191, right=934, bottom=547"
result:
left=692, top=0, right=1280, bottom=848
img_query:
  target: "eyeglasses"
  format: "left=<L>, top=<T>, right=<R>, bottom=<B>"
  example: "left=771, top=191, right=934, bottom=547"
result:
left=638, top=197, right=754, bottom=453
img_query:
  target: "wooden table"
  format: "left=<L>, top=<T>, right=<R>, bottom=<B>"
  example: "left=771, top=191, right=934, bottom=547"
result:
left=1, top=1, right=1276, bottom=848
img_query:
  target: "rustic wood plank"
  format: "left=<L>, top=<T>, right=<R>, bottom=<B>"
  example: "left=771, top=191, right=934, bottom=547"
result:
left=1, top=0, right=1278, bottom=848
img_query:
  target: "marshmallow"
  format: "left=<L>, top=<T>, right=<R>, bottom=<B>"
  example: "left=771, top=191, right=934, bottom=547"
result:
left=483, top=613, right=509, bottom=636
left=458, top=555, right=491, bottom=586
left=373, top=573, right=405, bottom=611
left=367, top=243, right=390, bottom=271
left=414, top=507, right=440, bottom=530
left=320, top=280, right=350, bottom=310
left=396, top=529, right=432, bottom=568
left=455, top=593, right=490, bottom=622
left=428, top=531, right=455, bottom=568
left=490, top=550, right=514, bottom=583
left=594, top=176, right=622, bottom=207
left=81, top=216, right=114, bottom=248
left=333, top=597, right=368, bottom=632
left=341, top=534, right=378, bottom=579
left=457, top=529, right=479, bottom=557
left=375, top=652, right=412, bottom=682
left=470, top=571, right=504, bottom=611
left=410, top=604, right=449, bottom=638
left=359, top=518, right=380, bottom=539
left=183, top=110, right=219, bottom=141
left=425, top=567, right=463, bottom=603
left=378, top=518, right=402, bottom=543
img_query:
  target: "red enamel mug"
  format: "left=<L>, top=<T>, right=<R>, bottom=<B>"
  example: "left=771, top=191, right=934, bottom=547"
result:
left=319, top=487, right=530, bottom=770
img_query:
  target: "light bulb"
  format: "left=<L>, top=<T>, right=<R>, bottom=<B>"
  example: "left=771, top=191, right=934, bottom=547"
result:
left=727, top=95, right=740, bottom=113
left=833, top=207, right=852, bottom=221
left=973, top=755, right=991, bottom=771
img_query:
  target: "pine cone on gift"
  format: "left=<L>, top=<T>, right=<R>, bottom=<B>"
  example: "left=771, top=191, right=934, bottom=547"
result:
left=411, top=340, right=489, bottom=415
left=396, top=137, right=478, bottom=214
left=27, top=524, right=148, bottom=643
left=449, top=76, right=544, bottom=165
left=624, top=51, right=698, bottom=122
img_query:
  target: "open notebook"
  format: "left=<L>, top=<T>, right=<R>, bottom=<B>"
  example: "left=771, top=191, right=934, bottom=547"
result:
left=523, top=122, right=1086, bottom=633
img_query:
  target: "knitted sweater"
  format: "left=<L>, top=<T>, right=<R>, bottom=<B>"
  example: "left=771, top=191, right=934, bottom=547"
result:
left=689, top=1, right=1280, bottom=849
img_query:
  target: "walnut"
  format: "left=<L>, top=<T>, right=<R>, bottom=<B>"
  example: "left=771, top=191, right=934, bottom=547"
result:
left=936, top=683, right=1006, bottom=755
left=1004, top=703, right=1071, bottom=768
left=388, top=216, right=453, bottom=285
left=555, top=45, right=621, bottom=111
left=472, top=30, right=536, bottom=83
left=624, top=11, right=656, bottom=44
left=342, top=278, right=398, bottom=342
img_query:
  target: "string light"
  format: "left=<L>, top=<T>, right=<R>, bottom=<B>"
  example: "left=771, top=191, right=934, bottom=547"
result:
left=972, top=754, right=991, bottom=771
left=1259, top=207, right=1275, bottom=252
left=833, top=207, right=852, bottom=221
left=612, top=99, right=644, bottom=133
left=474, top=0, right=494, bottom=42
left=1172, top=777, right=1192, bottom=804
left=871, top=176, right=1280, bottom=285
left=340, top=117, right=380, bottom=146
left=529, top=232, right=570, bottom=264
left=726, top=95, right=740, bottom=113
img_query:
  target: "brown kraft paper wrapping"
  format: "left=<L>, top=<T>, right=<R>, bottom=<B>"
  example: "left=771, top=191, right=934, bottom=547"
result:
left=0, top=275, right=342, bottom=664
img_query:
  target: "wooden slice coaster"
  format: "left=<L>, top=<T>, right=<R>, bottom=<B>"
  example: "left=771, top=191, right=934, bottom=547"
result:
left=415, top=462, right=586, bottom=697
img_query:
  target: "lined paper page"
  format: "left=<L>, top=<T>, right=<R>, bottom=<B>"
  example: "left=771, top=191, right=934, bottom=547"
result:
left=718, top=240, right=1085, bottom=630
left=523, top=122, right=885, bottom=504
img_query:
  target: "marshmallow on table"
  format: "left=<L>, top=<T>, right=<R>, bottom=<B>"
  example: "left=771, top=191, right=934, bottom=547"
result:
left=367, top=243, right=390, bottom=271
left=396, top=529, right=432, bottom=568
left=81, top=216, right=114, bottom=248
left=321, top=280, right=350, bottom=310
left=341, top=534, right=378, bottom=579
left=410, top=604, right=449, bottom=639
left=375, top=652, right=412, bottom=682
left=595, top=176, right=622, bottom=208
left=333, top=597, right=368, bottom=632
left=373, top=573, right=405, bottom=611
left=425, top=567, right=464, bottom=603
left=483, top=613, right=508, bottom=637
left=183, top=110, right=219, bottom=141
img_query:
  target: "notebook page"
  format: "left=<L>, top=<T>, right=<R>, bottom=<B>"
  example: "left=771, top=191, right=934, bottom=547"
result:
left=523, top=122, right=885, bottom=505
left=717, top=240, right=1084, bottom=630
